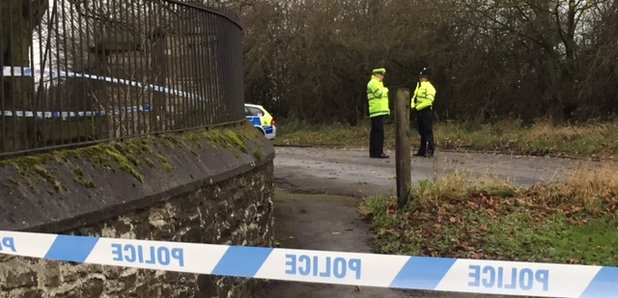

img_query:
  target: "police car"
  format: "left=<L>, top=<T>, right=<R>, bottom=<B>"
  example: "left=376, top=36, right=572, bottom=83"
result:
left=245, top=103, right=276, bottom=139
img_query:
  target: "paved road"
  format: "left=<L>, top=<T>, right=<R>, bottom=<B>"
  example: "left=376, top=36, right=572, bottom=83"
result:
left=266, top=147, right=607, bottom=298
left=266, top=191, right=421, bottom=298
left=274, top=147, right=602, bottom=197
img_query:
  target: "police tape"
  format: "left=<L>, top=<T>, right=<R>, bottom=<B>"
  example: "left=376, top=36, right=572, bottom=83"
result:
left=0, top=104, right=151, bottom=119
left=2, top=66, right=203, bottom=101
left=0, top=230, right=616, bottom=297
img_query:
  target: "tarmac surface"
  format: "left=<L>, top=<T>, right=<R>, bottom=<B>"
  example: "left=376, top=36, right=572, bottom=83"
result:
left=265, top=147, right=607, bottom=298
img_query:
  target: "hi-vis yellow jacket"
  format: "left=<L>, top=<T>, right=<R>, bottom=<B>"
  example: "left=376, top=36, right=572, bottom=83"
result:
left=367, top=76, right=390, bottom=118
left=411, top=81, right=436, bottom=111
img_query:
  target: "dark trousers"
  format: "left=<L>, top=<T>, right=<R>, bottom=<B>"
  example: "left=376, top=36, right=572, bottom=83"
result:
left=416, top=108, right=434, bottom=155
left=370, top=115, right=385, bottom=157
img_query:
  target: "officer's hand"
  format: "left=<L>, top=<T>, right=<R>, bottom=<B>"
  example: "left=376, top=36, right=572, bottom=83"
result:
left=384, top=87, right=389, bottom=93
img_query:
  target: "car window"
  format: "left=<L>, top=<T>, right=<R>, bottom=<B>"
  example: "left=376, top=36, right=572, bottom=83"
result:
left=244, top=107, right=252, bottom=116
left=248, top=107, right=264, bottom=117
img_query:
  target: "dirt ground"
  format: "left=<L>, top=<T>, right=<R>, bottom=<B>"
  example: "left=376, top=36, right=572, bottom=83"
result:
left=264, top=147, right=608, bottom=298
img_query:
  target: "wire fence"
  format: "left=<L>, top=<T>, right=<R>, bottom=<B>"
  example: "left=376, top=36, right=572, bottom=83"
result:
left=0, top=0, right=245, bottom=157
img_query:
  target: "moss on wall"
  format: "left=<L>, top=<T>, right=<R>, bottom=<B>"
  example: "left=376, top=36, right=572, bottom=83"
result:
left=0, top=124, right=264, bottom=191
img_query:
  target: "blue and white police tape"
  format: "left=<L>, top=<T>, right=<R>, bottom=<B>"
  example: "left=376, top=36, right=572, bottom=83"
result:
left=0, top=104, right=152, bottom=119
left=0, top=230, right=616, bottom=297
left=2, top=66, right=203, bottom=101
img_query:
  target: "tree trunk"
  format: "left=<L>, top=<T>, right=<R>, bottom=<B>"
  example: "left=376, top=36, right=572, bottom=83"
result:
left=1, top=0, right=36, bottom=152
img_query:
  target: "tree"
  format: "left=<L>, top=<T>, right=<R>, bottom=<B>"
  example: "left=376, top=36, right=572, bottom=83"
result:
left=1, top=0, right=47, bottom=151
left=153, top=0, right=618, bottom=123
left=459, top=0, right=614, bottom=120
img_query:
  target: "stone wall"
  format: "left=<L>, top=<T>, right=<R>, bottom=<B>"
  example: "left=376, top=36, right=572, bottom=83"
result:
left=0, top=123, right=275, bottom=297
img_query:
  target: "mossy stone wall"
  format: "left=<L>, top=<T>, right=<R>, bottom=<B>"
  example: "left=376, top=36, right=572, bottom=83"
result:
left=0, top=123, right=275, bottom=297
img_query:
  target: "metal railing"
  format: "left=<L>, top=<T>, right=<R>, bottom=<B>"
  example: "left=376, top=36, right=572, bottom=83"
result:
left=0, top=0, right=245, bottom=156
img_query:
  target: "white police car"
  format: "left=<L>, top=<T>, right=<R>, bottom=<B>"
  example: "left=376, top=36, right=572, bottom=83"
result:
left=245, top=103, right=276, bottom=139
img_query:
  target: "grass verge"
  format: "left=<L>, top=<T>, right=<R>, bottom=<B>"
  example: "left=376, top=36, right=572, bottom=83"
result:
left=275, top=119, right=618, bottom=159
left=359, top=168, right=618, bottom=265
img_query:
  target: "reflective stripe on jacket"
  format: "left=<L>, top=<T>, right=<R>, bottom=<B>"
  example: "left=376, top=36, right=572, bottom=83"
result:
left=411, top=81, right=436, bottom=111
left=367, top=76, right=390, bottom=118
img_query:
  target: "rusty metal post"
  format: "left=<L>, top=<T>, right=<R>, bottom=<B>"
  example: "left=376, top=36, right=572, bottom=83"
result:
left=395, top=88, right=411, bottom=210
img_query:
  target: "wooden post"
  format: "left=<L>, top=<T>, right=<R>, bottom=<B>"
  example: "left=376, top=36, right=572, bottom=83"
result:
left=395, top=88, right=411, bottom=210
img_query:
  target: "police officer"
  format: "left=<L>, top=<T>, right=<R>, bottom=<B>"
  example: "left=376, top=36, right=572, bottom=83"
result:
left=367, top=68, right=390, bottom=158
left=411, top=67, right=436, bottom=157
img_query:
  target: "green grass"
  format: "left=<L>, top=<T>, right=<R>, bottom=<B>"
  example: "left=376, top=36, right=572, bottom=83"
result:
left=276, top=119, right=618, bottom=159
left=360, top=168, right=618, bottom=265
left=479, top=212, right=618, bottom=265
